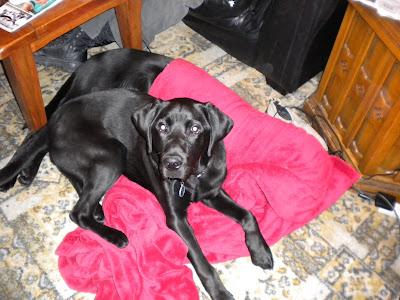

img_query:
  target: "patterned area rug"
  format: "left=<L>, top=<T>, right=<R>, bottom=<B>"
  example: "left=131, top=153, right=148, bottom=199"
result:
left=0, top=22, right=399, bottom=300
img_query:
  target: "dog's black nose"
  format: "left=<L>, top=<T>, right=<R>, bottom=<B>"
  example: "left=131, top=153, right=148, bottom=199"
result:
left=164, top=157, right=183, bottom=170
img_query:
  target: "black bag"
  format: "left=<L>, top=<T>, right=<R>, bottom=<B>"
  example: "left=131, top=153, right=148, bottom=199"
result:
left=188, top=0, right=271, bottom=38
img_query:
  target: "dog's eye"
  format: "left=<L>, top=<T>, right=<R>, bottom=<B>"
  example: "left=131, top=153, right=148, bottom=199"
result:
left=190, top=125, right=201, bottom=134
left=159, top=124, right=167, bottom=133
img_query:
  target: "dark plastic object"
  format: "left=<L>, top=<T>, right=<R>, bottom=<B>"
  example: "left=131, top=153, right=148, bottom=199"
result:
left=184, top=0, right=347, bottom=95
left=375, top=192, right=396, bottom=211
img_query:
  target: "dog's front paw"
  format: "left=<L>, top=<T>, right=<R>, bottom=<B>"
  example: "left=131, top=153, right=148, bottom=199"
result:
left=0, top=176, right=18, bottom=192
left=252, top=244, right=274, bottom=270
left=107, top=229, right=129, bottom=249
left=93, top=204, right=106, bottom=223
left=246, top=232, right=274, bottom=270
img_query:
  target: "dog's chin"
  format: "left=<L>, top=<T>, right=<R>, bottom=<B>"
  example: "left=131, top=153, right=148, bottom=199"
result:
left=161, top=169, right=192, bottom=182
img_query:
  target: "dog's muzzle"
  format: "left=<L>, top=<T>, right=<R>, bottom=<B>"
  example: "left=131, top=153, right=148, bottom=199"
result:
left=160, top=155, right=189, bottom=180
left=163, top=156, right=183, bottom=171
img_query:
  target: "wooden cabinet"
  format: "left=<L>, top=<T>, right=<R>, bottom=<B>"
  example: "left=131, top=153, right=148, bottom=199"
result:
left=304, top=0, right=400, bottom=199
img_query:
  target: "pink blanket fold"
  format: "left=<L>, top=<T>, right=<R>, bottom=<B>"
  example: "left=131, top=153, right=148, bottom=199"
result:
left=56, top=59, right=360, bottom=299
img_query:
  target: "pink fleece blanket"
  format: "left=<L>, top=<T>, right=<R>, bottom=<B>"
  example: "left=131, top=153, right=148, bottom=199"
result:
left=56, top=59, right=359, bottom=299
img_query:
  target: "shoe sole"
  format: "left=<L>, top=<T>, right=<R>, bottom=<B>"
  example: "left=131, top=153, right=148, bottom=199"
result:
left=33, top=54, right=83, bottom=73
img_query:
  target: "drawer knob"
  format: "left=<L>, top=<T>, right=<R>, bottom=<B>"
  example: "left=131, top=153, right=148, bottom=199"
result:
left=341, top=60, right=349, bottom=73
left=356, top=84, right=365, bottom=97
left=374, top=107, right=384, bottom=120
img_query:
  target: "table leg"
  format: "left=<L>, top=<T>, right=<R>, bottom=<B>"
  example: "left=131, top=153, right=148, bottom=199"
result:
left=115, top=0, right=143, bottom=49
left=2, top=46, right=47, bottom=131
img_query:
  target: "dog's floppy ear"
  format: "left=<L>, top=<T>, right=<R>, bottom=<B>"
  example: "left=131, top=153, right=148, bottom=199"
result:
left=203, top=102, right=233, bottom=156
left=132, top=99, right=167, bottom=153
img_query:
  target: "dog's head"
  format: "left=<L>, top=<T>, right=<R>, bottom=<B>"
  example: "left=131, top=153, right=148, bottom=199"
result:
left=132, top=98, right=233, bottom=180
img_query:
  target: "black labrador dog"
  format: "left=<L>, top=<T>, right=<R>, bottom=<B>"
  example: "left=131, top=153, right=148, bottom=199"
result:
left=0, top=49, right=273, bottom=299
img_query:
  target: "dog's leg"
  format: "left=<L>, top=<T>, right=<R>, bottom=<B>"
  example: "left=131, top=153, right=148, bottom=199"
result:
left=18, top=150, right=47, bottom=185
left=93, top=203, right=106, bottom=223
left=70, top=182, right=128, bottom=248
left=203, top=190, right=274, bottom=270
left=68, top=163, right=128, bottom=248
left=0, top=127, right=48, bottom=191
left=57, top=139, right=128, bottom=248
left=164, top=203, right=234, bottom=300
left=68, top=177, right=106, bottom=224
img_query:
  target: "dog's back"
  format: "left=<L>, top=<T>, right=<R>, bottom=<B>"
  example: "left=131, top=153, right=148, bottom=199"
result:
left=45, top=49, right=172, bottom=118
left=49, top=89, right=155, bottom=146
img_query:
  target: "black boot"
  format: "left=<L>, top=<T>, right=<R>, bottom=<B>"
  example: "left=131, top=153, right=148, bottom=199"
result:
left=34, top=27, right=93, bottom=72
left=91, top=22, right=115, bottom=47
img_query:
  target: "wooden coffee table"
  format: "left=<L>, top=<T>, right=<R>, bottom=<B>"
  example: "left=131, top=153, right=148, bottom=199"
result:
left=0, top=0, right=142, bottom=131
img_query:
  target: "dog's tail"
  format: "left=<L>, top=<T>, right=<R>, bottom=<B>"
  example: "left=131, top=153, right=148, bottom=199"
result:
left=18, top=72, right=79, bottom=182
left=44, top=72, right=77, bottom=119
left=0, top=125, right=49, bottom=192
